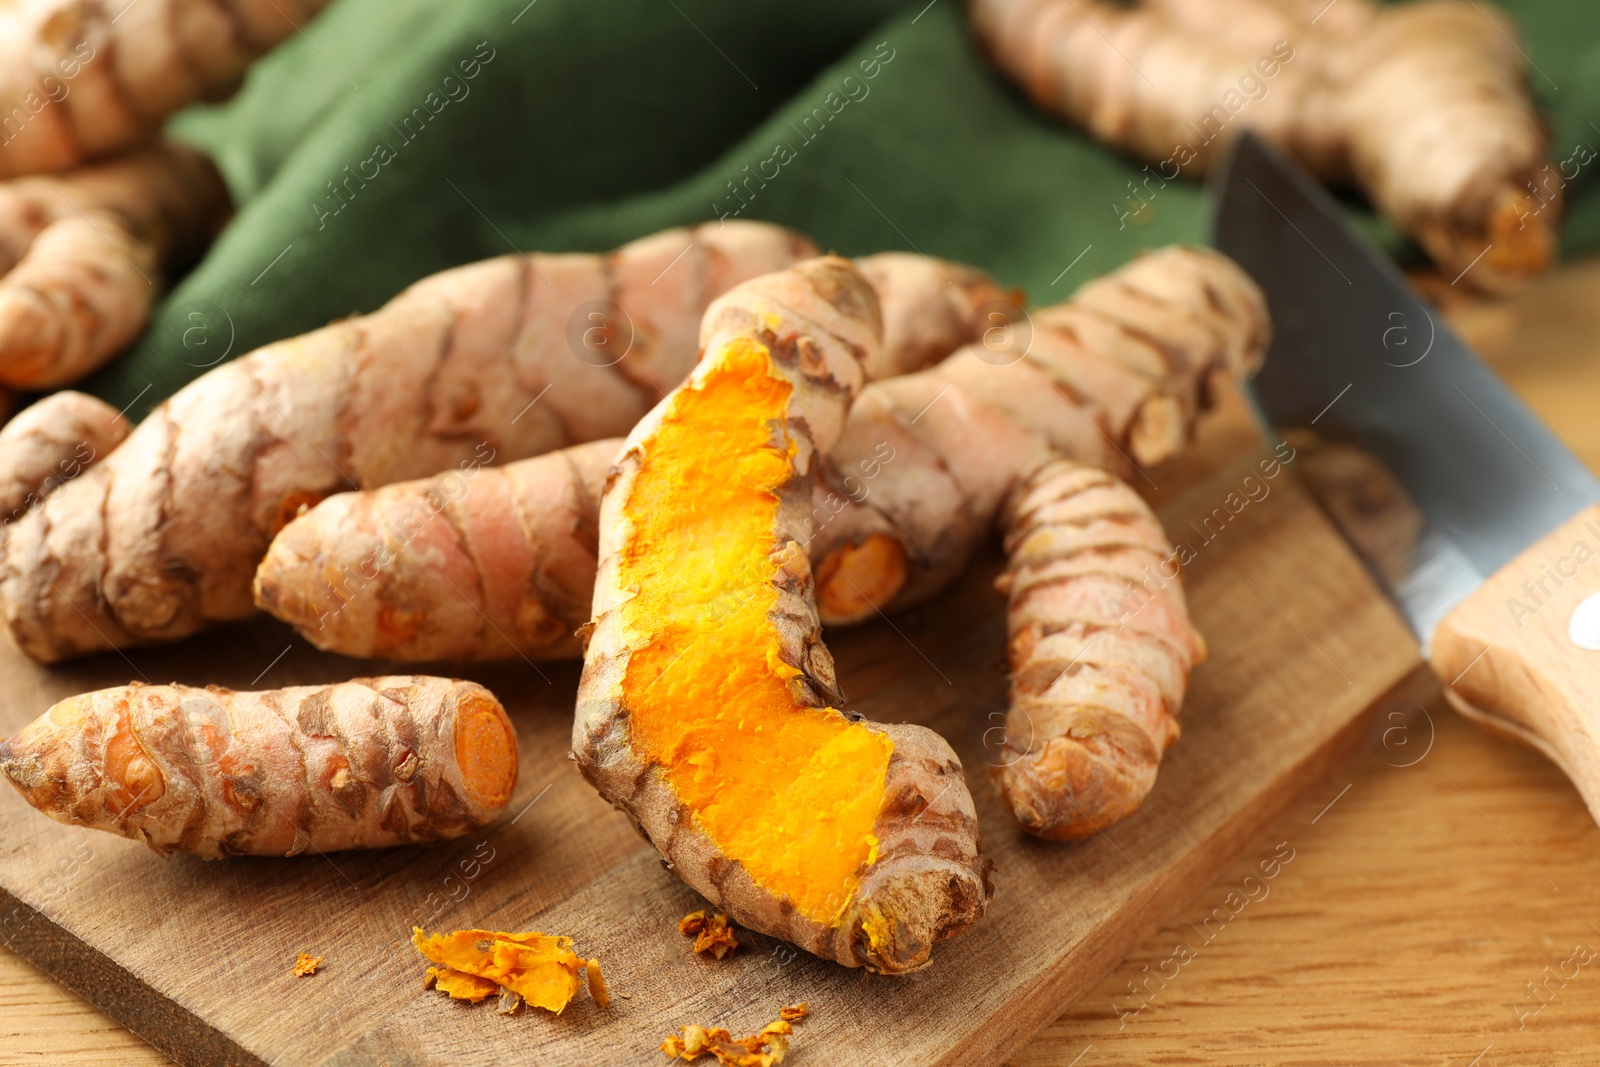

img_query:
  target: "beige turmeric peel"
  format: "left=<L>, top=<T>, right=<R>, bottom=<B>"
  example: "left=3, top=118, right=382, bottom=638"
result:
left=575, top=258, right=990, bottom=973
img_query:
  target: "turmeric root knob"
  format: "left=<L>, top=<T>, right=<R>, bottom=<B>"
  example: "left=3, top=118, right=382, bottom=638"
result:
left=814, top=533, right=908, bottom=625
left=0, top=677, right=517, bottom=856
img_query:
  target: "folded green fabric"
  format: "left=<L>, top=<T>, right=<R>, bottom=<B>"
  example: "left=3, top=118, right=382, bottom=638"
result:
left=81, top=0, right=1600, bottom=419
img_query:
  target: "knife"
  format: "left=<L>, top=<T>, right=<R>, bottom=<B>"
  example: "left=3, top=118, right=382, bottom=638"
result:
left=1210, top=131, right=1600, bottom=823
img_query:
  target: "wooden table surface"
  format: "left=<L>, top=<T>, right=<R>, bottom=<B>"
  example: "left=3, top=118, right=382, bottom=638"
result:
left=5, top=260, right=1600, bottom=1067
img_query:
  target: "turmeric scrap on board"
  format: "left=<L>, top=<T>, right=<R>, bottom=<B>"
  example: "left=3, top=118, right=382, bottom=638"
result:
left=660, top=1007, right=808, bottom=1065
left=292, top=953, right=322, bottom=977
left=679, top=910, right=740, bottom=959
left=412, top=928, right=607, bottom=1015
left=586, top=957, right=610, bottom=1009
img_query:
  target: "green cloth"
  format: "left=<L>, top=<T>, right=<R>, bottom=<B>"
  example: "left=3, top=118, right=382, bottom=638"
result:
left=81, top=0, right=1600, bottom=419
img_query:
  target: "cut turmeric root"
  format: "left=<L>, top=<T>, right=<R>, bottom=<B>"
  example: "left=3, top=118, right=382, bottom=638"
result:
left=0, top=0, right=334, bottom=178
left=0, top=140, right=231, bottom=387
left=0, top=677, right=517, bottom=856
left=575, top=257, right=991, bottom=973
left=970, top=0, right=1558, bottom=292
left=0, top=219, right=1008, bottom=663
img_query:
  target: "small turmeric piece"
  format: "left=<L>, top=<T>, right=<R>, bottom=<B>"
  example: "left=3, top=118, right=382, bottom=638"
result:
left=777, top=1003, right=807, bottom=1023
left=586, top=958, right=609, bottom=1009
left=292, top=952, right=322, bottom=977
left=660, top=1009, right=805, bottom=1065
left=679, top=910, right=739, bottom=960
left=0, top=677, right=517, bottom=856
left=424, top=965, right=498, bottom=1004
left=412, top=927, right=607, bottom=1015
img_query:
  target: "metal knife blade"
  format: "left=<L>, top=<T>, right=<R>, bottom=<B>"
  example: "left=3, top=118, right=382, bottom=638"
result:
left=1209, top=132, right=1600, bottom=650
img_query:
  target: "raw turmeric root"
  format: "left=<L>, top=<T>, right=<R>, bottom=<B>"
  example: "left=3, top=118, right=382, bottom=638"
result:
left=0, top=221, right=809, bottom=662
left=660, top=1007, right=807, bottom=1065
left=993, top=461, right=1204, bottom=837
left=0, top=0, right=334, bottom=177
left=258, top=247, right=1256, bottom=839
left=969, top=0, right=1558, bottom=292
left=257, top=246, right=1253, bottom=661
left=0, top=390, right=126, bottom=524
left=0, top=219, right=1007, bottom=662
left=0, top=677, right=517, bottom=856
left=574, top=257, right=991, bottom=973
left=0, top=139, right=231, bottom=387
left=413, top=927, right=606, bottom=1014
left=807, top=246, right=1256, bottom=836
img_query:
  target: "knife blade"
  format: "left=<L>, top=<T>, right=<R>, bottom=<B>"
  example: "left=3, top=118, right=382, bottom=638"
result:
left=1211, top=131, right=1600, bottom=821
left=1212, top=132, right=1600, bottom=644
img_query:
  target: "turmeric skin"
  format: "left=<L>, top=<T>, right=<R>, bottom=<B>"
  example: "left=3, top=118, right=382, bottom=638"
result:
left=575, top=258, right=990, bottom=974
left=412, top=928, right=606, bottom=1014
left=0, top=391, right=128, bottom=524
left=0, top=677, right=517, bottom=856
left=0, top=1, right=334, bottom=178
left=0, top=141, right=231, bottom=389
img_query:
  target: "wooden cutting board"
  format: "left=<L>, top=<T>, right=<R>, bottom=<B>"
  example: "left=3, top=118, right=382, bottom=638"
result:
left=0, top=390, right=1422, bottom=1067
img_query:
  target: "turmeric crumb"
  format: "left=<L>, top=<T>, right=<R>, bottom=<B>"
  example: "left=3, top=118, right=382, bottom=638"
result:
left=679, top=909, right=740, bottom=960
left=292, top=952, right=323, bottom=977
left=586, top=958, right=609, bottom=1009
left=425, top=966, right=498, bottom=1003
left=412, top=928, right=608, bottom=1014
left=777, top=1003, right=807, bottom=1022
left=660, top=1007, right=806, bottom=1064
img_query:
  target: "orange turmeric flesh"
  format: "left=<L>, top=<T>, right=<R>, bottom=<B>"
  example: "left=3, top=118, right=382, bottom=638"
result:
left=413, top=928, right=604, bottom=1014
left=617, top=337, right=892, bottom=926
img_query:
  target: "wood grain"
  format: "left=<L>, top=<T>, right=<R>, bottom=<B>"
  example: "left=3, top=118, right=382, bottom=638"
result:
left=0, top=376, right=1419, bottom=1065
left=11, top=254, right=1600, bottom=1067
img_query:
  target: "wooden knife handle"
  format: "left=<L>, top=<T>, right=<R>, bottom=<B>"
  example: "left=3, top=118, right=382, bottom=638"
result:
left=1433, top=503, right=1600, bottom=823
